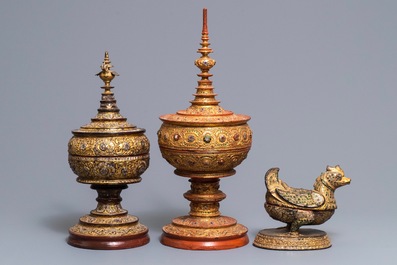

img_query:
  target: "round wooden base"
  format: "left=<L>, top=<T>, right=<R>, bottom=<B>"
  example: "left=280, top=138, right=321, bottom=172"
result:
left=161, top=232, right=249, bottom=251
left=67, top=214, right=149, bottom=250
left=253, top=227, right=331, bottom=250
left=68, top=230, right=149, bottom=250
left=160, top=216, right=249, bottom=250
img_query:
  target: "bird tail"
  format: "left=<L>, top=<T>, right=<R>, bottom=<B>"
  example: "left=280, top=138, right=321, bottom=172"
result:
left=265, top=167, right=282, bottom=193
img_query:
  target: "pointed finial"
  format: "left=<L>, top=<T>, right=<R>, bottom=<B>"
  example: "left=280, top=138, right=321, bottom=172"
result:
left=96, top=51, right=119, bottom=88
left=189, top=8, right=219, bottom=109
left=202, top=8, right=208, bottom=35
left=95, top=51, right=121, bottom=115
left=195, top=8, right=215, bottom=66
left=195, top=8, right=216, bottom=74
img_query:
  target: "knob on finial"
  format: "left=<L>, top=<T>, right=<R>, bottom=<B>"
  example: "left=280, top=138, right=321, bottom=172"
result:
left=195, top=8, right=216, bottom=72
left=96, top=51, right=119, bottom=87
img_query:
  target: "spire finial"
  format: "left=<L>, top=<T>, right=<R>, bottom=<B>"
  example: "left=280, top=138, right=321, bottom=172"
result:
left=190, top=8, right=219, bottom=109
left=96, top=51, right=119, bottom=88
left=196, top=8, right=213, bottom=61
left=94, top=51, right=121, bottom=116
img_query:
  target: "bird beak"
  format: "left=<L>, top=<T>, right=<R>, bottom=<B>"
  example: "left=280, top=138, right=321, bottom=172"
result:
left=343, top=177, right=351, bottom=185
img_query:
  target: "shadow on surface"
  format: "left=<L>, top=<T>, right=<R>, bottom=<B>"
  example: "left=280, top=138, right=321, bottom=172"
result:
left=138, top=209, right=184, bottom=233
left=42, top=212, right=84, bottom=234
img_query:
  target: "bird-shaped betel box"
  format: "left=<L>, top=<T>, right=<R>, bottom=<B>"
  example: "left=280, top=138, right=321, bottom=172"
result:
left=254, top=165, right=350, bottom=250
left=67, top=52, right=150, bottom=250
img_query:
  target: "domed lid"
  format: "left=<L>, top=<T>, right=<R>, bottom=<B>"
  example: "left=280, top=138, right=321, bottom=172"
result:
left=160, top=8, right=250, bottom=126
left=73, top=52, right=145, bottom=136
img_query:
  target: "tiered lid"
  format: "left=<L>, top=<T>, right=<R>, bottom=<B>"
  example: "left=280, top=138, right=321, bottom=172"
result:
left=160, top=9, right=250, bottom=126
left=73, top=52, right=145, bottom=135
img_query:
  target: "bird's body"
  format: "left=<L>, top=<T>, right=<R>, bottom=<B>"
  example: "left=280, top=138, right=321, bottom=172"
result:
left=264, top=166, right=350, bottom=232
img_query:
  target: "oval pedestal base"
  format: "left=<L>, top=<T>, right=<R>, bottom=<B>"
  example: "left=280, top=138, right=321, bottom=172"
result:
left=253, top=227, right=331, bottom=250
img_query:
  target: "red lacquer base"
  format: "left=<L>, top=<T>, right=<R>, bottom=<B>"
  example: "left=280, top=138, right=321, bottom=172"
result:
left=68, top=231, right=149, bottom=250
left=161, top=233, right=248, bottom=251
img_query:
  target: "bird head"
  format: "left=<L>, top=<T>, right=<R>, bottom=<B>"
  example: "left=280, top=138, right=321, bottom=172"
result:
left=324, top=165, right=351, bottom=190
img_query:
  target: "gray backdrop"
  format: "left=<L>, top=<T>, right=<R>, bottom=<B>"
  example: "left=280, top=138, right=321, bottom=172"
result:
left=1, top=1, right=396, bottom=264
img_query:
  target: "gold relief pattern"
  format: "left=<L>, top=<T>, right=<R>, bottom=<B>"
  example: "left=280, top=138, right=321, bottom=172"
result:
left=190, top=181, right=219, bottom=194
left=79, top=215, right=138, bottom=225
left=172, top=215, right=236, bottom=227
left=158, top=124, right=252, bottom=150
left=68, top=135, right=149, bottom=157
left=265, top=204, right=334, bottom=227
left=159, top=149, right=248, bottom=173
left=78, top=121, right=138, bottom=130
left=177, top=106, right=229, bottom=116
left=189, top=202, right=220, bottom=217
left=68, top=155, right=149, bottom=184
left=163, top=223, right=247, bottom=239
left=91, top=112, right=125, bottom=120
left=91, top=203, right=127, bottom=216
left=160, top=113, right=251, bottom=125
left=253, top=228, right=331, bottom=250
left=70, top=223, right=148, bottom=237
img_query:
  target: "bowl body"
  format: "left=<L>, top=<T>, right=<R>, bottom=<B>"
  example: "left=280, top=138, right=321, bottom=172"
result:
left=158, top=122, right=251, bottom=177
left=68, top=134, right=150, bottom=184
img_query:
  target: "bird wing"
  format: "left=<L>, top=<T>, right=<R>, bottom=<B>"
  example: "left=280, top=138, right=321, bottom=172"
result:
left=276, top=188, right=325, bottom=208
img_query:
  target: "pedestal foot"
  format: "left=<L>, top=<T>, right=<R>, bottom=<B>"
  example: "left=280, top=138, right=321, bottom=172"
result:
left=68, top=215, right=149, bottom=250
left=161, top=215, right=248, bottom=250
left=253, top=227, right=331, bottom=250
left=67, top=185, right=149, bottom=250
